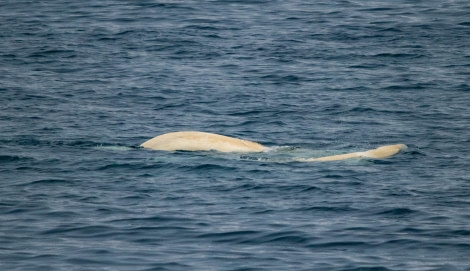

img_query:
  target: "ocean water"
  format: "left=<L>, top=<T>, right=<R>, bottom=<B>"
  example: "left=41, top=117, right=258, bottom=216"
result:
left=1, top=0, right=469, bottom=270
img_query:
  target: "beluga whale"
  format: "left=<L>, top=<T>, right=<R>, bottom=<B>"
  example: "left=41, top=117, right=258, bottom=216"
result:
left=140, top=131, right=407, bottom=161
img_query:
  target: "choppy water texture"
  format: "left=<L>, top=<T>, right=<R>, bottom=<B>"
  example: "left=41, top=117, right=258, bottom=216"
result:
left=1, top=0, right=470, bottom=270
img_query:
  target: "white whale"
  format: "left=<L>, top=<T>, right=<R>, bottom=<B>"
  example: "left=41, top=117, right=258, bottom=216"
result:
left=141, top=131, right=266, bottom=153
left=140, top=131, right=407, bottom=161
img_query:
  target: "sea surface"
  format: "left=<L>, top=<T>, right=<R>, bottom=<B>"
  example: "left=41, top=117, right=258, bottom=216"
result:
left=1, top=0, right=470, bottom=270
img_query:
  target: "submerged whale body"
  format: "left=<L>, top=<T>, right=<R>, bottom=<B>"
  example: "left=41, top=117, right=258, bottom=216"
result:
left=140, top=131, right=407, bottom=161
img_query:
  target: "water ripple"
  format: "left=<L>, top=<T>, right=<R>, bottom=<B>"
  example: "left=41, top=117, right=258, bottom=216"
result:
left=1, top=0, right=469, bottom=270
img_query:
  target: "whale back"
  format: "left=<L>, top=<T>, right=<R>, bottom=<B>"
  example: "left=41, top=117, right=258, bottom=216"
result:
left=140, top=131, right=266, bottom=153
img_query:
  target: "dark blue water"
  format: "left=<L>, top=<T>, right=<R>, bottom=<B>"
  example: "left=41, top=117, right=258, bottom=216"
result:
left=1, top=1, right=469, bottom=270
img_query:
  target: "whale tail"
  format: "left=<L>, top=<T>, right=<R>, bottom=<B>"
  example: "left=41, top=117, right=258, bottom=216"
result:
left=361, top=144, right=407, bottom=159
left=297, top=144, right=407, bottom=162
